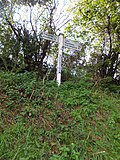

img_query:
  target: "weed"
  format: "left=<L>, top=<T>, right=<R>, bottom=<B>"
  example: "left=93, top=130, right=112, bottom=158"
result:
left=0, top=71, right=120, bottom=159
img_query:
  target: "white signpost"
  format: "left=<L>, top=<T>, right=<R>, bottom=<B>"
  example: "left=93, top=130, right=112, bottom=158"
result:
left=42, top=32, right=81, bottom=85
left=57, top=33, right=64, bottom=86
left=0, top=2, right=81, bottom=85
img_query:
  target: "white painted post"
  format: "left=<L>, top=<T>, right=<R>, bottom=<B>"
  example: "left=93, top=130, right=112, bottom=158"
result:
left=57, top=33, right=64, bottom=86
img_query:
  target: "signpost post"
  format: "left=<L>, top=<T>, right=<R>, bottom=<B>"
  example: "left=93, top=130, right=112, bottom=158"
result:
left=57, top=33, right=64, bottom=86
left=42, top=32, right=81, bottom=85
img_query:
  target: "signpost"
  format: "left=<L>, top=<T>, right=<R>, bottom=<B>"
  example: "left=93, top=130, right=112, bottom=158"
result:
left=57, top=33, right=64, bottom=86
left=0, top=1, right=81, bottom=85
left=42, top=32, right=81, bottom=85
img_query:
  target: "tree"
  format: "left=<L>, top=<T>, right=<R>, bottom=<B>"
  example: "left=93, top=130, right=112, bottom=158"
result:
left=0, top=0, right=57, bottom=76
left=66, top=0, right=120, bottom=83
left=0, top=21, right=21, bottom=71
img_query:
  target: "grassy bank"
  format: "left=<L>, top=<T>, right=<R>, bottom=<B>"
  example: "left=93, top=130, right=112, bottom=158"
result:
left=0, top=71, right=120, bottom=160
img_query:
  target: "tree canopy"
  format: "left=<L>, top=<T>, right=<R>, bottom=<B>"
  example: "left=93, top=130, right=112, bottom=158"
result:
left=66, top=0, right=120, bottom=82
left=0, top=0, right=58, bottom=76
left=0, top=0, right=120, bottom=83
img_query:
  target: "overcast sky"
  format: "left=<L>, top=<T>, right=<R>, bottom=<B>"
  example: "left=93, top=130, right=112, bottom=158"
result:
left=54, top=0, right=70, bottom=32
left=11, top=0, right=70, bottom=33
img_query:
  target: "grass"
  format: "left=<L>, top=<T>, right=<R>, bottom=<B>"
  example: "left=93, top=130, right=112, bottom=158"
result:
left=0, top=71, right=120, bottom=160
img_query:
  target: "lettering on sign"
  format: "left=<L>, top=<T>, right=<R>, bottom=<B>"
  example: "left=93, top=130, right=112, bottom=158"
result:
left=41, top=33, right=81, bottom=51
left=42, top=33, right=58, bottom=42
left=65, top=39, right=81, bottom=50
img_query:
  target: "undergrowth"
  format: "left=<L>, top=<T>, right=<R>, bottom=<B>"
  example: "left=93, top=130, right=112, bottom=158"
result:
left=0, top=71, right=120, bottom=160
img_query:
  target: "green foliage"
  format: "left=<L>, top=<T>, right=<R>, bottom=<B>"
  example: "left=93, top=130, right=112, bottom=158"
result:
left=0, top=0, right=57, bottom=74
left=0, top=72, right=120, bottom=159
left=99, top=77, right=120, bottom=93
left=66, top=0, right=120, bottom=81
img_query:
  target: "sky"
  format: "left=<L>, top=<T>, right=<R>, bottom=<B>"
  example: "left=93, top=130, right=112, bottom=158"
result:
left=54, top=0, right=70, bottom=32
left=11, top=0, right=71, bottom=34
